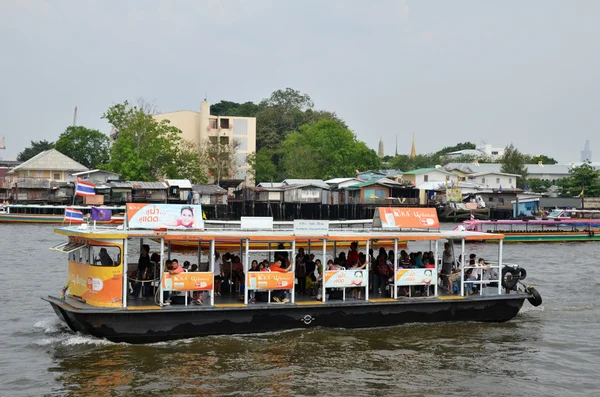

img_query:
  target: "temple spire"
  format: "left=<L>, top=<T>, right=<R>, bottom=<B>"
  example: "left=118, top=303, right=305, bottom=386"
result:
left=378, top=137, right=384, bottom=158
left=410, top=134, right=416, bottom=158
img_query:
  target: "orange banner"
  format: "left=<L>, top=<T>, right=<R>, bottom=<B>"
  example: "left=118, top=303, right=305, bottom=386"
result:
left=68, top=261, right=123, bottom=307
left=247, top=272, right=294, bottom=290
left=162, top=272, right=214, bottom=291
left=377, top=207, right=440, bottom=229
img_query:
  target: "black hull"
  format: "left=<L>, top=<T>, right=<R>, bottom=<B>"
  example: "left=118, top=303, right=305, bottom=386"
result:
left=44, top=295, right=527, bottom=344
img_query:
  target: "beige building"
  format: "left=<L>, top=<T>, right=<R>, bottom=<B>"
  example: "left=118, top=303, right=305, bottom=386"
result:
left=8, top=149, right=88, bottom=182
left=153, top=100, right=256, bottom=185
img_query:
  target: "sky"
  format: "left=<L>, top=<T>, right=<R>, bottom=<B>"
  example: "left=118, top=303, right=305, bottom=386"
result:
left=1, top=0, right=599, bottom=163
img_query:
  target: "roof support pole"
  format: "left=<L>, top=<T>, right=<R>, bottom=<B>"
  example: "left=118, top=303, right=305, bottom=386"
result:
left=393, top=238, right=398, bottom=299
left=244, top=238, right=249, bottom=305
left=210, top=239, right=215, bottom=306
left=122, top=237, right=128, bottom=308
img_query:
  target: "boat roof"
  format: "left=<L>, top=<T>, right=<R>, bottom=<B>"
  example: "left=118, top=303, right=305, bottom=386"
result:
left=54, top=225, right=504, bottom=242
left=464, top=219, right=600, bottom=225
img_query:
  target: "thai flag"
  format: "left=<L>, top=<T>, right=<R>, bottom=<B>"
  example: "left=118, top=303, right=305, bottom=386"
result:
left=470, top=213, right=475, bottom=220
left=65, top=208, right=84, bottom=223
left=76, top=180, right=95, bottom=196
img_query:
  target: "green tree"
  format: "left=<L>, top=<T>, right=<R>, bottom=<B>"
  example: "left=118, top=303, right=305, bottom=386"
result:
left=435, top=142, right=476, bottom=156
left=279, top=119, right=381, bottom=179
left=54, top=126, right=109, bottom=169
left=201, top=137, right=240, bottom=184
left=103, top=100, right=205, bottom=182
left=500, top=144, right=529, bottom=188
left=17, top=139, right=54, bottom=161
left=247, top=147, right=279, bottom=183
left=210, top=100, right=262, bottom=117
left=558, top=161, right=600, bottom=197
left=526, top=178, right=555, bottom=193
left=528, top=154, right=558, bottom=165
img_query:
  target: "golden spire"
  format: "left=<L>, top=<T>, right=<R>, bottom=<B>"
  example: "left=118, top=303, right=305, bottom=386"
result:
left=410, top=134, right=416, bottom=158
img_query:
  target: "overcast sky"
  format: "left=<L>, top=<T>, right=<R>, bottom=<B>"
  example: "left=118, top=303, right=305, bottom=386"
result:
left=1, top=0, right=599, bottom=163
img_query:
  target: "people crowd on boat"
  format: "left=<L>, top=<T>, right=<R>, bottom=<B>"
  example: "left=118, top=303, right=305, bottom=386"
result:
left=127, top=240, right=498, bottom=307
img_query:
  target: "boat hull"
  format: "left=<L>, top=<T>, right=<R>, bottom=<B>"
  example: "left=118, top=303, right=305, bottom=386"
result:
left=470, top=232, right=600, bottom=243
left=0, top=214, right=123, bottom=225
left=44, top=295, right=527, bottom=344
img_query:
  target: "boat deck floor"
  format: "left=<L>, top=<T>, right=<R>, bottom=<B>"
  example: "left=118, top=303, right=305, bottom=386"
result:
left=53, top=287, right=517, bottom=312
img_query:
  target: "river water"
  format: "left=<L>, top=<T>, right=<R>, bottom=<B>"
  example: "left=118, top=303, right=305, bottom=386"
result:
left=1, top=224, right=599, bottom=396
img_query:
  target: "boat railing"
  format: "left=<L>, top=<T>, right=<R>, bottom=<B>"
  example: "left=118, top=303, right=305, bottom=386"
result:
left=204, top=219, right=375, bottom=231
left=460, top=260, right=504, bottom=296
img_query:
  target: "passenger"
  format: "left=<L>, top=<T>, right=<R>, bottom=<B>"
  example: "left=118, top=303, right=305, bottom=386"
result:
left=275, top=243, right=288, bottom=262
left=442, top=243, right=454, bottom=275
left=169, top=259, right=184, bottom=274
left=214, top=252, right=223, bottom=297
left=190, top=264, right=198, bottom=272
left=270, top=258, right=293, bottom=303
left=314, top=259, right=324, bottom=299
left=338, top=252, right=347, bottom=269
left=96, top=248, right=113, bottom=266
left=296, top=247, right=305, bottom=263
left=415, top=252, right=424, bottom=268
left=464, top=259, right=478, bottom=294
left=305, top=254, right=317, bottom=293
left=248, top=260, right=260, bottom=303
left=347, top=242, right=359, bottom=268
left=400, top=250, right=410, bottom=267
left=374, top=254, right=390, bottom=295
left=183, top=261, right=191, bottom=272
left=232, top=256, right=244, bottom=300
left=295, top=254, right=307, bottom=294
left=131, top=244, right=151, bottom=301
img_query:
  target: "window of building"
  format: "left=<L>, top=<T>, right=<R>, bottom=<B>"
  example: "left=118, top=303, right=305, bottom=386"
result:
left=54, top=173, right=60, bottom=180
left=496, top=178, right=500, bottom=183
left=492, top=151, right=499, bottom=155
left=220, top=118, right=230, bottom=129
left=209, top=118, right=218, bottom=129
left=235, top=137, right=248, bottom=151
left=424, top=175, right=429, bottom=182
left=509, top=178, right=512, bottom=184
left=482, top=177, right=486, bottom=183
left=36, top=171, right=43, bottom=177
left=489, top=197, right=494, bottom=201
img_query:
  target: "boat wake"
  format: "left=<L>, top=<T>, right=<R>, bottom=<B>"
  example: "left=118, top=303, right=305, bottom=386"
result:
left=32, top=318, right=115, bottom=347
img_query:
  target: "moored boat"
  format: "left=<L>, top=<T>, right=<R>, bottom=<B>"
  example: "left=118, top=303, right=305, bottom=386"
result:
left=456, top=209, right=600, bottom=242
left=0, top=204, right=125, bottom=224
left=44, top=204, right=542, bottom=344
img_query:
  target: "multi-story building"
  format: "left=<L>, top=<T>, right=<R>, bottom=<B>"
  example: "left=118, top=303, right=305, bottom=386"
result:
left=153, top=100, right=256, bottom=185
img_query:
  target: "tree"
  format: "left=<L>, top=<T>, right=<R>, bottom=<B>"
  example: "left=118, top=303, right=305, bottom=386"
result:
left=558, top=161, right=600, bottom=197
left=263, top=87, right=314, bottom=111
left=54, top=126, right=110, bottom=169
left=526, top=178, right=555, bottom=194
left=201, top=137, right=240, bottom=184
left=528, top=154, right=558, bottom=165
left=279, top=119, right=381, bottom=179
left=17, top=140, right=54, bottom=161
left=500, top=144, right=529, bottom=188
left=103, top=100, right=204, bottom=181
left=210, top=101, right=262, bottom=117
left=247, top=147, right=279, bottom=183
left=435, top=142, right=476, bottom=156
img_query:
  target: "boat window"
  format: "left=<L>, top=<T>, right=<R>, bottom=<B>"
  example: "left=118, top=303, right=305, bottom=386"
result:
left=90, top=245, right=121, bottom=267
left=548, top=210, right=562, bottom=218
left=50, top=241, right=87, bottom=254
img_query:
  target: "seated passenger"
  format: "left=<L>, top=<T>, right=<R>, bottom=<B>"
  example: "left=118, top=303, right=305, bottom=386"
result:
left=96, top=248, right=113, bottom=266
left=270, top=258, right=293, bottom=303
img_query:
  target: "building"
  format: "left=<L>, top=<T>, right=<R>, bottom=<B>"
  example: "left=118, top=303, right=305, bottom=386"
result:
left=7, top=149, right=88, bottom=182
left=444, top=162, right=582, bottom=181
left=72, top=169, right=121, bottom=183
left=152, top=100, right=256, bottom=185
left=402, top=167, right=459, bottom=205
left=581, top=140, right=592, bottom=162
left=465, top=172, right=520, bottom=190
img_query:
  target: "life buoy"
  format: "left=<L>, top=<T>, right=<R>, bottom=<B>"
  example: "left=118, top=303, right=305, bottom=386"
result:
left=526, top=286, right=542, bottom=307
left=518, top=267, right=527, bottom=280
left=589, top=231, right=595, bottom=238
left=502, top=266, right=520, bottom=290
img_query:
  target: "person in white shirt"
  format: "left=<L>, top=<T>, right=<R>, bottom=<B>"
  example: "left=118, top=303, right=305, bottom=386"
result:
left=214, top=252, right=223, bottom=296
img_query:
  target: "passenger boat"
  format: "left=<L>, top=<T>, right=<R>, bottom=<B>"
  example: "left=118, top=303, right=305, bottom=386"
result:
left=0, top=204, right=125, bottom=224
left=43, top=204, right=542, bottom=344
left=456, top=209, right=600, bottom=242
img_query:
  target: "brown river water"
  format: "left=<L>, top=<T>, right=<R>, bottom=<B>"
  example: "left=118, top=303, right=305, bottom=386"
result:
left=1, top=223, right=599, bottom=396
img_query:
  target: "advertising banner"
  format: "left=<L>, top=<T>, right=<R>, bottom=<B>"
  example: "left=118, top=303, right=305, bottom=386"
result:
left=67, top=261, right=123, bottom=307
left=324, top=269, right=367, bottom=288
left=126, top=203, right=204, bottom=230
left=247, top=272, right=294, bottom=290
left=395, top=268, right=436, bottom=286
left=161, top=272, right=213, bottom=291
left=446, top=188, right=462, bottom=203
left=375, top=207, right=440, bottom=229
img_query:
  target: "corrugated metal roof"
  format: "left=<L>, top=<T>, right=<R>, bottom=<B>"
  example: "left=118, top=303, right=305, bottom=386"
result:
left=402, top=167, right=453, bottom=175
left=347, top=177, right=403, bottom=189
left=193, top=184, right=227, bottom=194
left=165, top=179, right=192, bottom=189
left=282, top=179, right=329, bottom=189
left=130, top=181, right=168, bottom=189
left=9, top=149, right=88, bottom=172
left=257, top=182, right=284, bottom=187
left=108, top=181, right=132, bottom=188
